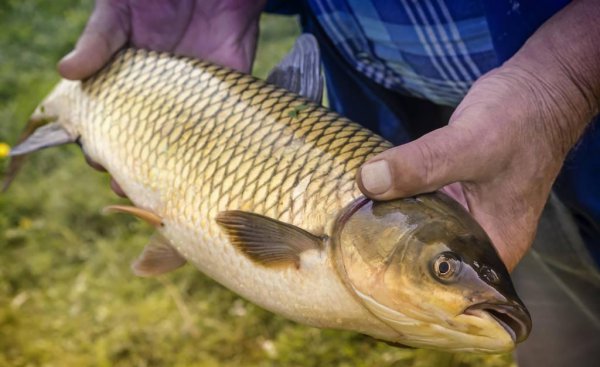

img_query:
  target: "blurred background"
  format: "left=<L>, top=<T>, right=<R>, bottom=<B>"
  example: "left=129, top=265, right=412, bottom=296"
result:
left=0, top=1, right=514, bottom=366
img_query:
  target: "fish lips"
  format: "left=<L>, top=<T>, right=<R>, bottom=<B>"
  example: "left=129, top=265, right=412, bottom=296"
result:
left=464, top=302, right=532, bottom=343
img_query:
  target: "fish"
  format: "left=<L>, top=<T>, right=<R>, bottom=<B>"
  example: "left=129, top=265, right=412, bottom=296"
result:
left=5, top=34, right=531, bottom=353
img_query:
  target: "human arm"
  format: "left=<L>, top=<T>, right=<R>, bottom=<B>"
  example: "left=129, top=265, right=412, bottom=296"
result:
left=357, top=0, right=600, bottom=271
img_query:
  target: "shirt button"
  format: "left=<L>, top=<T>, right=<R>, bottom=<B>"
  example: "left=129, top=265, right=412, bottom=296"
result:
left=356, top=51, right=371, bottom=63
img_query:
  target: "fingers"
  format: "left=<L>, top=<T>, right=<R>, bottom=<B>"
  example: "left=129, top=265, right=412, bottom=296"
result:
left=58, top=0, right=129, bottom=80
left=174, top=0, right=266, bottom=72
left=84, top=153, right=106, bottom=172
left=462, top=182, right=540, bottom=272
left=357, top=124, right=492, bottom=200
left=110, top=178, right=127, bottom=198
left=84, top=154, right=127, bottom=198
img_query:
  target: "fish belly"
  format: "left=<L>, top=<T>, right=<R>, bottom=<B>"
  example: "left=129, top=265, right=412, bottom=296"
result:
left=55, top=49, right=394, bottom=334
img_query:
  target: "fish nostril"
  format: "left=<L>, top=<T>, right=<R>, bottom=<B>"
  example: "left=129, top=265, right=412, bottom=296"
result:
left=480, top=266, right=500, bottom=284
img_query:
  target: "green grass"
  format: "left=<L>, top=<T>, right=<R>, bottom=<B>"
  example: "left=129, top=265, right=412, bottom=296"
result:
left=0, top=1, right=514, bottom=366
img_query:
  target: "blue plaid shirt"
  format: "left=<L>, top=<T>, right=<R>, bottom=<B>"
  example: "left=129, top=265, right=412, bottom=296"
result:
left=308, top=0, right=495, bottom=106
left=267, top=0, right=570, bottom=107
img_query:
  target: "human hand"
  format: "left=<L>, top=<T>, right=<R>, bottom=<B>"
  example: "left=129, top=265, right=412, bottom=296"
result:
left=59, top=0, right=266, bottom=79
left=357, top=0, right=599, bottom=271
left=63, top=0, right=266, bottom=195
left=357, top=68, right=560, bottom=271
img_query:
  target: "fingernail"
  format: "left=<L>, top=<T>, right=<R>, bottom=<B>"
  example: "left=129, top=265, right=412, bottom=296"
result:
left=59, top=50, right=76, bottom=64
left=360, top=160, right=392, bottom=195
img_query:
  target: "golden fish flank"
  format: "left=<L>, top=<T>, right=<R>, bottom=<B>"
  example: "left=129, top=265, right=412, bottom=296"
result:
left=9, top=44, right=531, bottom=353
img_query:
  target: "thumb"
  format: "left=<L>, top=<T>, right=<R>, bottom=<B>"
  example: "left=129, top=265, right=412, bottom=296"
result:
left=357, top=124, right=490, bottom=200
left=58, top=0, right=128, bottom=80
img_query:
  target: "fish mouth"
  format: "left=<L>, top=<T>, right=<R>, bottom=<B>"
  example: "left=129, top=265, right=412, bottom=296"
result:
left=465, top=302, right=532, bottom=343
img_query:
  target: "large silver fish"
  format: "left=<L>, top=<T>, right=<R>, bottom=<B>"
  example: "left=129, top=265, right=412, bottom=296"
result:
left=6, top=35, right=530, bottom=353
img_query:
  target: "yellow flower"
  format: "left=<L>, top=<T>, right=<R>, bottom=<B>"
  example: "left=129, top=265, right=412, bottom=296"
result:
left=19, top=217, right=33, bottom=230
left=0, top=142, right=10, bottom=158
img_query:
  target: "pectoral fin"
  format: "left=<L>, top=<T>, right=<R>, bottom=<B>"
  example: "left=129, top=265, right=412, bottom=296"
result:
left=267, top=33, right=324, bottom=104
left=103, top=205, right=163, bottom=227
left=216, top=211, right=323, bottom=268
left=132, top=233, right=187, bottom=277
left=3, top=119, right=73, bottom=192
left=9, top=122, right=74, bottom=156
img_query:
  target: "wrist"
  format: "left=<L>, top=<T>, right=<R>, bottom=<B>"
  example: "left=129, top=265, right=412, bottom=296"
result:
left=504, top=56, right=595, bottom=154
left=452, top=65, right=568, bottom=183
left=500, top=0, right=600, bottom=157
left=492, top=62, right=590, bottom=164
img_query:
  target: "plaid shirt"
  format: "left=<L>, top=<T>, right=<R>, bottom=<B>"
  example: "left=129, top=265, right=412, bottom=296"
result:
left=307, top=0, right=497, bottom=106
left=266, top=0, right=569, bottom=106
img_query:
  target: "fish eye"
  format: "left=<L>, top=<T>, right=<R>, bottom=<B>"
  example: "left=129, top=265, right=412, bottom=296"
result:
left=431, top=252, right=462, bottom=282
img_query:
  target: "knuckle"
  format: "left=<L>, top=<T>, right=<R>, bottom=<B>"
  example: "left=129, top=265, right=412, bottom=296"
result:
left=413, top=142, right=439, bottom=189
left=387, top=143, right=439, bottom=196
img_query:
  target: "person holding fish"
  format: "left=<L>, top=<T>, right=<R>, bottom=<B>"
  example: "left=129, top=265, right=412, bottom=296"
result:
left=27, top=0, right=599, bottom=365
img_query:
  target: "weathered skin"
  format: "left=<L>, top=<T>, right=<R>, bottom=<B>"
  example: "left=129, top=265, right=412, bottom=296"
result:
left=10, top=49, right=530, bottom=353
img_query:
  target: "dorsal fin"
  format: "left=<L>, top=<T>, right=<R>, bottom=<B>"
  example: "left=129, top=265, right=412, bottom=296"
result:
left=103, top=205, right=163, bottom=227
left=132, top=233, right=187, bottom=277
left=216, top=210, right=323, bottom=268
left=267, top=33, right=324, bottom=104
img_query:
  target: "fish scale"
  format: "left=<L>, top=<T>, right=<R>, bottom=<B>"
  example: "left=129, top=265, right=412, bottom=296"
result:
left=42, top=48, right=395, bottom=336
left=9, top=44, right=533, bottom=352
left=86, top=49, right=385, bottom=227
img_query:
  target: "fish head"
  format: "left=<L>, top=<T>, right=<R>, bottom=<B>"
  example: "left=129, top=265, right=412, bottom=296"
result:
left=332, top=192, right=531, bottom=353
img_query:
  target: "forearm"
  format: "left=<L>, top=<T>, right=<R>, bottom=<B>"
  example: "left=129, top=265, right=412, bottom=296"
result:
left=501, top=0, right=600, bottom=157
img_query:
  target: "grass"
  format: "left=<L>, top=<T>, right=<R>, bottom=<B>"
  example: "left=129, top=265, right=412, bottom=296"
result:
left=0, top=1, right=514, bottom=366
